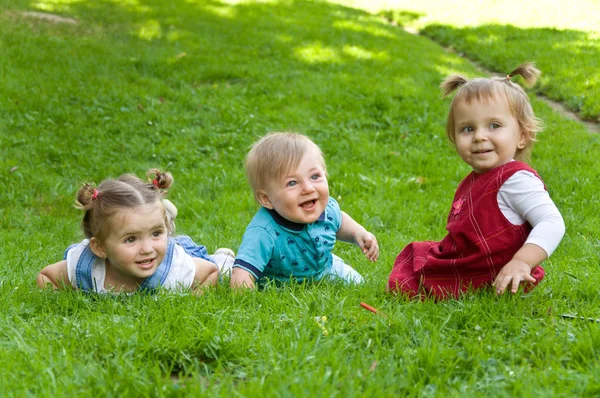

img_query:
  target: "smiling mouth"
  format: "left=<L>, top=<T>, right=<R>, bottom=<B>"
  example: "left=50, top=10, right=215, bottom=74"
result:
left=136, top=258, right=156, bottom=269
left=300, top=199, right=317, bottom=209
left=473, top=150, right=493, bottom=154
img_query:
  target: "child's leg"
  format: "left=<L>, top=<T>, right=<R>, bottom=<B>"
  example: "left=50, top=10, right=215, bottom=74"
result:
left=327, top=254, right=364, bottom=284
left=212, top=248, right=235, bottom=278
left=173, top=235, right=235, bottom=280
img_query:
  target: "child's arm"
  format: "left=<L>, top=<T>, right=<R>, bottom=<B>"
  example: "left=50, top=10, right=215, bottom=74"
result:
left=494, top=171, right=565, bottom=295
left=336, top=211, right=379, bottom=262
left=190, top=258, right=219, bottom=293
left=230, top=267, right=256, bottom=289
left=493, top=243, right=546, bottom=294
left=36, top=260, right=71, bottom=289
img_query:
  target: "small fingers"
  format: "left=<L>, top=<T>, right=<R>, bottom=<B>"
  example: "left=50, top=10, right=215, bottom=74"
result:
left=510, top=277, right=520, bottom=294
left=365, top=247, right=379, bottom=262
left=498, top=274, right=537, bottom=295
left=371, top=247, right=380, bottom=262
left=495, top=279, right=508, bottom=295
left=511, top=274, right=536, bottom=294
left=356, top=233, right=379, bottom=262
left=493, top=273, right=511, bottom=295
left=363, top=237, right=379, bottom=262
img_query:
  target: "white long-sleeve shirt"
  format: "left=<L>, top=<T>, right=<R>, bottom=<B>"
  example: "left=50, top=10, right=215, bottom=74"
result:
left=497, top=170, right=565, bottom=257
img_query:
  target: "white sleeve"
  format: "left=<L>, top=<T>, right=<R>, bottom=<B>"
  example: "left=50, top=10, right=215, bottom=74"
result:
left=497, top=171, right=565, bottom=257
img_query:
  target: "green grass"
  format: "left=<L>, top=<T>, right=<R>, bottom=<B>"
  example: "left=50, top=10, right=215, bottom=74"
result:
left=335, top=0, right=600, bottom=120
left=1, top=0, right=600, bottom=395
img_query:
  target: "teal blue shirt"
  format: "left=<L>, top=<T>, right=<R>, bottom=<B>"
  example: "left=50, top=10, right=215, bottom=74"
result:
left=233, top=197, right=342, bottom=284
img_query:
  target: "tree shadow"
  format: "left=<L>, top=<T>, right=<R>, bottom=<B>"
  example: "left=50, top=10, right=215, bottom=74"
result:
left=2, top=0, right=464, bottom=176
left=379, top=9, right=424, bottom=27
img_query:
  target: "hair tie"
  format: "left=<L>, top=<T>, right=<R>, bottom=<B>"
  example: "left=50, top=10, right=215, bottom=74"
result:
left=152, top=178, right=159, bottom=187
left=91, top=189, right=99, bottom=200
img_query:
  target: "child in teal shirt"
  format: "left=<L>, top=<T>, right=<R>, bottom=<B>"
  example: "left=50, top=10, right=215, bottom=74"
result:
left=231, top=132, right=379, bottom=288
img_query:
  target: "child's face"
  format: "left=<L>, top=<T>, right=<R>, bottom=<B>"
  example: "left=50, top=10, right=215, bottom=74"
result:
left=257, top=149, right=329, bottom=224
left=91, top=202, right=168, bottom=285
left=453, top=95, right=526, bottom=173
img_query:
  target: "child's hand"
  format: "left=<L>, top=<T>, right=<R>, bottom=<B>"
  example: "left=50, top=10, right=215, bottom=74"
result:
left=230, top=267, right=256, bottom=289
left=493, top=259, right=536, bottom=295
left=355, top=230, right=379, bottom=262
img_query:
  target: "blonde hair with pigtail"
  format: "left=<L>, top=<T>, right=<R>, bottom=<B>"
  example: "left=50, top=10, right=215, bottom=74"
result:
left=441, top=62, right=542, bottom=161
left=75, top=169, right=174, bottom=240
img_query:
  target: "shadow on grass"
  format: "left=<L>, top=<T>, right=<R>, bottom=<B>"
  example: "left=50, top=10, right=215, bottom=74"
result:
left=1, top=0, right=464, bottom=213
left=3, top=0, right=456, bottom=139
left=379, top=9, right=423, bottom=26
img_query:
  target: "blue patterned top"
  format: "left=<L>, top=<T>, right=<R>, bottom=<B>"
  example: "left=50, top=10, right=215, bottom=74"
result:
left=233, top=197, right=342, bottom=284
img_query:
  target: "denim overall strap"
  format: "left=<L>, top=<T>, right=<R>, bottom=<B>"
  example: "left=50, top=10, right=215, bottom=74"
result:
left=74, top=244, right=99, bottom=291
left=137, top=239, right=175, bottom=291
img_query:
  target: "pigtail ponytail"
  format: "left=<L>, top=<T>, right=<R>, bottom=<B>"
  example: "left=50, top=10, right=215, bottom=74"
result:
left=147, top=168, right=173, bottom=192
left=507, top=62, right=540, bottom=86
left=74, top=182, right=99, bottom=239
left=441, top=75, right=469, bottom=97
left=75, top=183, right=98, bottom=210
left=146, top=168, right=176, bottom=234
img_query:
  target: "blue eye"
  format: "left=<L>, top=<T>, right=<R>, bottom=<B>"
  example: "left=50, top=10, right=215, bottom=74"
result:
left=311, top=174, right=320, bottom=180
left=461, top=126, right=473, bottom=133
left=287, top=181, right=297, bottom=187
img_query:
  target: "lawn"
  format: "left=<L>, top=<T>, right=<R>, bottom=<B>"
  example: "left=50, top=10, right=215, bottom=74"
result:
left=336, top=0, right=600, bottom=120
left=1, top=0, right=599, bottom=395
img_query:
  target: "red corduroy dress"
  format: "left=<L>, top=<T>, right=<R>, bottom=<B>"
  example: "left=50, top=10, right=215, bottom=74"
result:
left=388, top=161, right=545, bottom=299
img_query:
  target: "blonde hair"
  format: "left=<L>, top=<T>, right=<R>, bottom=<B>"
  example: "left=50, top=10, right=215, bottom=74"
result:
left=75, top=168, right=173, bottom=239
left=245, top=132, right=327, bottom=199
left=441, top=62, right=542, bottom=161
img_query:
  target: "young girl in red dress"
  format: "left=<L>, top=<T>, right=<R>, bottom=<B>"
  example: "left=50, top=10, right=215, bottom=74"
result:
left=388, top=63, right=565, bottom=299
